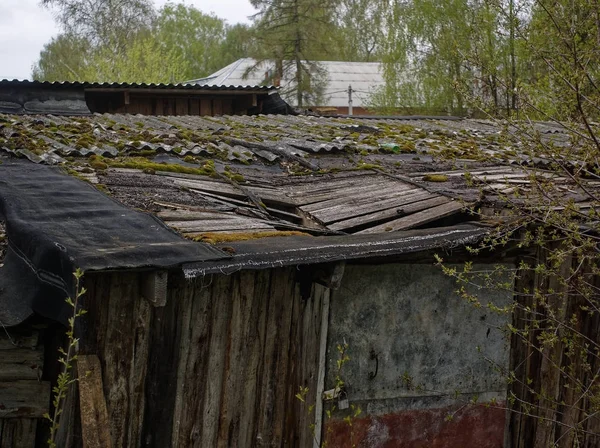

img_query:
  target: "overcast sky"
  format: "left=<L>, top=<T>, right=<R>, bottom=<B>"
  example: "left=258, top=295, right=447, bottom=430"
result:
left=0, top=0, right=257, bottom=80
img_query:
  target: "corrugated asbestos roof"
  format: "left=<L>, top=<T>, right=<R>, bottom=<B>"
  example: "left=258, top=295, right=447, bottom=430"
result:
left=188, top=58, right=385, bottom=108
left=0, top=79, right=275, bottom=92
left=0, top=112, right=594, bottom=275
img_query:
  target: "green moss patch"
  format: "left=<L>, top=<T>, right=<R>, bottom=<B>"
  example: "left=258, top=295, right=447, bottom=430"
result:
left=89, top=160, right=108, bottom=171
left=106, top=157, right=217, bottom=176
left=422, top=174, right=449, bottom=182
left=353, top=162, right=383, bottom=171
left=190, top=230, right=309, bottom=245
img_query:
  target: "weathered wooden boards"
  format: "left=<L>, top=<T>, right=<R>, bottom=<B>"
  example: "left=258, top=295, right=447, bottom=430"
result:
left=167, top=269, right=326, bottom=447
left=158, top=209, right=276, bottom=235
left=82, top=272, right=152, bottom=448
left=78, top=355, right=112, bottom=448
left=82, top=268, right=328, bottom=448
left=164, top=174, right=296, bottom=207
left=358, top=200, right=465, bottom=234
left=508, top=246, right=600, bottom=448
left=150, top=171, right=464, bottom=236
left=409, top=165, right=572, bottom=195
left=0, top=418, right=38, bottom=448
left=287, top=173, right=462, bottom=232
left=0, top=328, right=50, bottom=447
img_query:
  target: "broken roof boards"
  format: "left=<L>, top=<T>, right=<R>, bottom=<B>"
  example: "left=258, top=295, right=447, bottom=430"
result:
left=0, top=111, right=592, bottom=246
left=0, top=111, right=593, bottom=322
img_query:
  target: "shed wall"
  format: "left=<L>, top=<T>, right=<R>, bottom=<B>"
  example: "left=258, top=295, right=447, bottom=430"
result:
left=75, top=267, right=327, bottom=448
left=324, top=263, right=513, bottom=447
left=0, top=327, right=51, bottom=448
left=508, top=248, right=600, bottom=448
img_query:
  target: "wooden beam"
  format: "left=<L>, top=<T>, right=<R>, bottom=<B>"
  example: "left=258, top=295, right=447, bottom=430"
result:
left=0, top=380, right=51, bottom=418
left=358, top=200, right=466, bottom=234
left=313, top=288, right=330, bottom=448
left=0, top=348, right=44, bottom=380
left=78, top=355, right=112, bottom=448
left=124, top=91, right=130, bottom=105
left=141, top=270, right=168, bottom=307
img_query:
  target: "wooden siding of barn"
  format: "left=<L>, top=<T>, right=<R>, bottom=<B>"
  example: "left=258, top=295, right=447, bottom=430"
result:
left=0, top=328, right=51, bottom=448
left=59, top=267, right=327, bottom=448
left=508, top=247, right=600, bottom=448
left=86, top=92, right=257, bottom=116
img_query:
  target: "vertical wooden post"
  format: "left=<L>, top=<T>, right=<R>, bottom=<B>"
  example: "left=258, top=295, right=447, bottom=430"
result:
left=78, top=355, right=112, bottom=448
left=313, top=288, right=331, bottom=448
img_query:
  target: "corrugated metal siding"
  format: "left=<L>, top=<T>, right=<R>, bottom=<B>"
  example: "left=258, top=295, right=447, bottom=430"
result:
left=190, top=58, right=385, bottom=108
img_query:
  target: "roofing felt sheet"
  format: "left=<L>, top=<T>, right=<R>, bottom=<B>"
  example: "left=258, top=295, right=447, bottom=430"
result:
left=0, top=160, right=228, bottom=325
left=183, top=224, right=487, bottom=277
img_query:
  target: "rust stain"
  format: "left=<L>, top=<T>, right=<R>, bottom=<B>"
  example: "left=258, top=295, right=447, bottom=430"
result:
left=325, top=403, right=505, bottom=448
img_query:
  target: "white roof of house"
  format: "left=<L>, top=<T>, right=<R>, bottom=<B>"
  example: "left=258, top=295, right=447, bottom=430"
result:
left=188, top=58, right=385, bottom=109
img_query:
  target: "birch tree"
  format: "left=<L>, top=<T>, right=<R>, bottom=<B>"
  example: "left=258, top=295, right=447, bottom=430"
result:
left=438, top=2, right=600, bottom=445
left=40, top=0, right=154, bottom=51
left=34, top=2, right=246, bottom=83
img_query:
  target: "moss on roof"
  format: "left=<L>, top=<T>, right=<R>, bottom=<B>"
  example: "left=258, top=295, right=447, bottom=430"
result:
left=0, top=113, right=527, bottom=174
left=189, top=230, right=310, bottom=245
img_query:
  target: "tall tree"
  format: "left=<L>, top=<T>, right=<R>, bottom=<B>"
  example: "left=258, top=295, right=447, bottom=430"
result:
left=154, top=4, right=230, bottom=80
left=83, top=31, right=189, bottom=83
left=34, top=1, right=249, bottom=83
left=221, top=24, right=258, bottom=63
left=519, top=0, right=600, bottom=120
left=371, top=0, right=527, bottom=115
left=33, top=30, right=189, bottom=83
left=41, top=0, right=155, bottom=51
left=334, top=0, right=385, bottom=62
left=372, top=0, right=475, bottom=113
left=250, top=0, right=336, bottom=107
left=32, top=34, right=93, bottom=82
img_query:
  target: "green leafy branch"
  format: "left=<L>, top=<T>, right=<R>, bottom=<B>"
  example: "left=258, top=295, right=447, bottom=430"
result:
left=45, top=268, right=88, bottom=447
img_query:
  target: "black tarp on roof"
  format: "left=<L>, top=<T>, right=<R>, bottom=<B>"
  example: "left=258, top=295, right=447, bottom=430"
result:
left=183, top=224, right=487, bottom=277
left=0, top=160, right=228, bottom=326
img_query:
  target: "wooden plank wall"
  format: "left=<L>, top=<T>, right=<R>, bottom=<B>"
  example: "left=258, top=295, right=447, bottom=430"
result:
left=119, top=95, right=239, bottom=116
left=0, top=328, right=51, bottom=448
left=508, top=247, right=600, bottom=448
left=81, top=267, right=328, bottom=448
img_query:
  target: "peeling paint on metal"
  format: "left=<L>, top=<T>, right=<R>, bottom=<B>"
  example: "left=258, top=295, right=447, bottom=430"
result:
left=324, top=404, right=506, bottom=448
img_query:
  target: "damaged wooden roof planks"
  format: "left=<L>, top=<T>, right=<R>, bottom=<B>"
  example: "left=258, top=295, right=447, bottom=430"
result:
left=1, top=110, right=598, bottom=448
left=0, top=112, right=595, bottom=273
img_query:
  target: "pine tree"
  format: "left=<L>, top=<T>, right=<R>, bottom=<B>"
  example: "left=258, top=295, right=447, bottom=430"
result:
left=250, top=0, right=336, bottom=107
